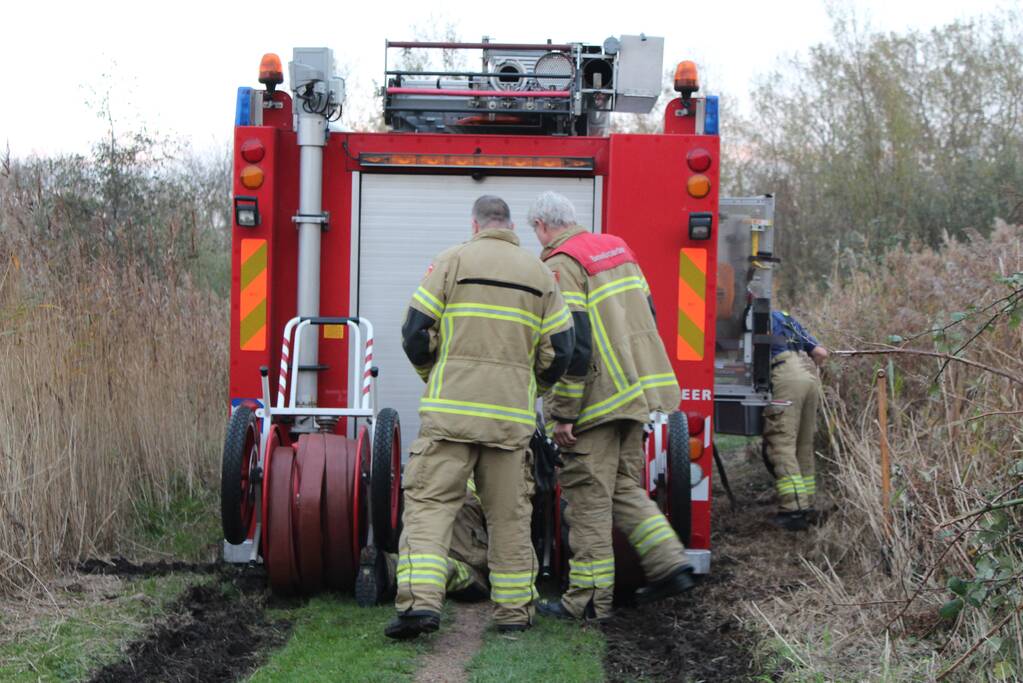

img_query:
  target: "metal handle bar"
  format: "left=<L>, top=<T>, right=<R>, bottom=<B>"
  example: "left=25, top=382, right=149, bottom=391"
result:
left=387, top=70, right=573, bottom=79
left=276, top=316, right=376, bottom=414
left=387, top=87, right=571, bottom=99
left=386, top=41, right=575, bottom=51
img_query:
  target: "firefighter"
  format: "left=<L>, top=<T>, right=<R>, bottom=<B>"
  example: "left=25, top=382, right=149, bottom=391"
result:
left=763, top=310, right=828, bottom=531
left=528, top=191, right=695, bottom=623
left=385, top=195, right=574, bottom=639
left=358, top=481, right=490, bottom=607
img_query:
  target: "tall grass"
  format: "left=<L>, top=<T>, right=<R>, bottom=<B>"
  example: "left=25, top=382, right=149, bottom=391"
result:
left=755, top=223, right=1023, bottom=680
left=0, top=142, right=230, bottom=592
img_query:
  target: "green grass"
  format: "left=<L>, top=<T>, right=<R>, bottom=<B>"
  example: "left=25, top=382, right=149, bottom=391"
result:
left=714, top=433, right=756, bottom=453
left=0, top=574, right=192, bottom=682
left=467, top=618, right=606, bottom=683
left=248, top=597, right=426, bottom=682
left=131, top=484, right=221, bottom=560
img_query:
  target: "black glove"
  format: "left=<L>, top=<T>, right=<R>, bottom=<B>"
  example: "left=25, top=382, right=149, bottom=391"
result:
left=530, top=414, right=562, bottom=496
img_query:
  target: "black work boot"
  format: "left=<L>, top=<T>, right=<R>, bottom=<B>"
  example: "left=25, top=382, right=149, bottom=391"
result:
left=537, top=599, right=575, bottom=620
left=384, top=611, right=440, bottom=640
left=496, top=622, right=531, bottom=634
left=634, top=565, right=696, bottom=605
left=582, top=601, right=613, bottom=624
left=355, top=545, right=394, bottom=607
left=769, top=510, right=809, bottom=531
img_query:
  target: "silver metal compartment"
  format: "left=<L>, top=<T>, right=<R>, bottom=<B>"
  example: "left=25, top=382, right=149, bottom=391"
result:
left=714, top=196, right=777, bottom=435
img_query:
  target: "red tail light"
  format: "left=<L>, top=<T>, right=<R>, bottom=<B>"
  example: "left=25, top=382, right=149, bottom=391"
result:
left=686, top=412, right=704, bottom=436
left=687, top=148, right=712, bottom=172
left=240, top=139, right=265, bottom=163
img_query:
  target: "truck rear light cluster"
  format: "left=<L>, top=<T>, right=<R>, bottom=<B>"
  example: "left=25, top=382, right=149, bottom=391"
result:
left=686, top=148, right=712, bottom=172
left=359, top=152, right=594, bottom=172
left=687, top=174, right=711, bottom=198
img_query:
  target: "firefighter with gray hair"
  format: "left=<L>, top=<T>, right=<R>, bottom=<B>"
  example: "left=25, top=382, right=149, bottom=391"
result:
left=529, top=190, right=695, bottom=623
left=386, top=194, right=574, bottom=639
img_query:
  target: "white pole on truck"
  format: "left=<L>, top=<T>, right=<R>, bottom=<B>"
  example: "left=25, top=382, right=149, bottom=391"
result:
left=288, top=48, right=344, bottom=421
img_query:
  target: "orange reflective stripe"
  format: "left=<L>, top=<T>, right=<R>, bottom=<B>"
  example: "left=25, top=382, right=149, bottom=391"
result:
left=240, top=239, right=268, bottom=351
left=677, top=248, right=706, bottom=361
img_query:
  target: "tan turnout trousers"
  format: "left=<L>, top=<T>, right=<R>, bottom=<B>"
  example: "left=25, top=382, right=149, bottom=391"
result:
left=763, top=351, right=820, bottom=511
left=559, top=420, right=686, bottom=619
left=395, top=438, right=537, bottom=626
left=445, top=485, right=489, bottom=592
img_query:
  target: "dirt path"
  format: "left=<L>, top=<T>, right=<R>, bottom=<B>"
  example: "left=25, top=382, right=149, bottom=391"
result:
left=414, top=601, right=490, bottom=683
left=602, top=448, right=820, bottom=682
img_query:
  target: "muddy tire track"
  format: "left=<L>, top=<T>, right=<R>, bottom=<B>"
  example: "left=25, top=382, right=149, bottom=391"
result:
left=602, top=451, right=818, bottom=682
left=79, top=560, right=290, bottom=683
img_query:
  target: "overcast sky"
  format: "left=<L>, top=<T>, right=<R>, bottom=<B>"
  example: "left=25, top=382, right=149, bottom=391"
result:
left=2, top=0, right=1016, bottom=157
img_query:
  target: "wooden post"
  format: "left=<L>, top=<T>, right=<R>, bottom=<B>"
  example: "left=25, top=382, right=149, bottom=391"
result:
left=877, top=369, right=892, bottom=536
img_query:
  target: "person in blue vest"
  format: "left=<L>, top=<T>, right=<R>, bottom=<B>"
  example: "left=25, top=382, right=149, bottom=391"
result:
left=764, top=310, right=828, bottom=531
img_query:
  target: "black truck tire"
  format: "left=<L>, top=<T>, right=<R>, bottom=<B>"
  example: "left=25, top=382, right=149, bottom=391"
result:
left=667, top=411, right=692, bottom=547
left=371, top=408, right=403, bottom=553
left=221, top=405, right=259, bottom=545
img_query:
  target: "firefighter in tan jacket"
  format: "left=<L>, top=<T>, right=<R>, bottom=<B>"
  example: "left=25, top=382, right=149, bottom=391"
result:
left=385, top=195, right=574, bottom=640
left=529, top=192, right=695, bottom=623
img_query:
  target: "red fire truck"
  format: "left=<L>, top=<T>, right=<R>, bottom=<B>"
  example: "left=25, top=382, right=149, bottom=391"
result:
left=219, top=37, right=776, bottom=596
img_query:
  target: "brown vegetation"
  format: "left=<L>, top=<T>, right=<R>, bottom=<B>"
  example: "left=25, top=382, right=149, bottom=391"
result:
left=757, top=223, right=1023, bottom=679
left=0, top=139, right=230, bottom=593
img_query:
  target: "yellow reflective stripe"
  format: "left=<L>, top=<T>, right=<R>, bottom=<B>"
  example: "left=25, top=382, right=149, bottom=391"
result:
left=640, top=373, right=678, bottom=390
left=447, top=308, right=540, bottom=331
left=397, top=569, right=447, bottom=581
left=633, top=518, right=672, bottom=549
left=492, top=589, right=538, bottom=604
left=429, top=315, right=454, bottom=398
left=641, top=277, right=651, bottom=295
left=553, top=381, right=585, bottom=398
left=589, top=307, right=628, bottom=392
left=588, top=275, right=643, bottom=300
left=636, top=528, right=675, bottom=556
left=590, top=558, right=615, bottom=570
left=577, top=382, right=643, bottom=425
left=588, top=276, right=646, bottom=307
left=420, top=398, right=536, bottom=426
left=397, top=554, right=448, bottom=570
left=776, top=476, right=798, bottom=494
left=629, top=515, right=664, bottom=545
left=413, top=291, right=443, bottom=318
left=561, top=291, right=587, bottom=307
left=421, top=398, right=533, bottom=418
left=540, top=306, right=571, bottom=334
left=447, top=302, right=540, bottom=324
left=491, top=570, right=535, bottom=582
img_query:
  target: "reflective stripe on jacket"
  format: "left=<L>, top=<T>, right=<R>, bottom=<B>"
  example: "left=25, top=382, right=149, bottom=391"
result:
left=542, top=227, right=680, bottom=431
left=401, top=228, right=573, bottom=449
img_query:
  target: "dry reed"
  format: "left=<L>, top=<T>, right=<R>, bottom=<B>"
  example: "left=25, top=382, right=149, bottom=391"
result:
left=753, top=222, right=1023, bottom=680
left=0, top=150, right=229, bottom=593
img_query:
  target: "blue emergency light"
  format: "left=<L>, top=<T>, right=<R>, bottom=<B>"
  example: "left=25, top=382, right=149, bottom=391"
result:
left=704, top=96, right=719, bottom=136
left=235, top=87, right=253, bottom=126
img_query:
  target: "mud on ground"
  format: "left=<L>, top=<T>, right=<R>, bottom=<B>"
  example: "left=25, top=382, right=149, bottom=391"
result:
left=603, top=448, right=822, bottom=683
left=83, top=562, right=290, bottom=683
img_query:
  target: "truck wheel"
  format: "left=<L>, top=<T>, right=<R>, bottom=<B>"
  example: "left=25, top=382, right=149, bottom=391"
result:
left=221, top=405, right=259, bottom=545
left=667, top=411, right=692, bottom=547
left=372, top=408, right=402, bottom=553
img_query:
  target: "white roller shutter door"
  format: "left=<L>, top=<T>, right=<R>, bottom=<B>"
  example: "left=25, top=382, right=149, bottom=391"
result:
left=355, top=174, right=596, bottom=454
